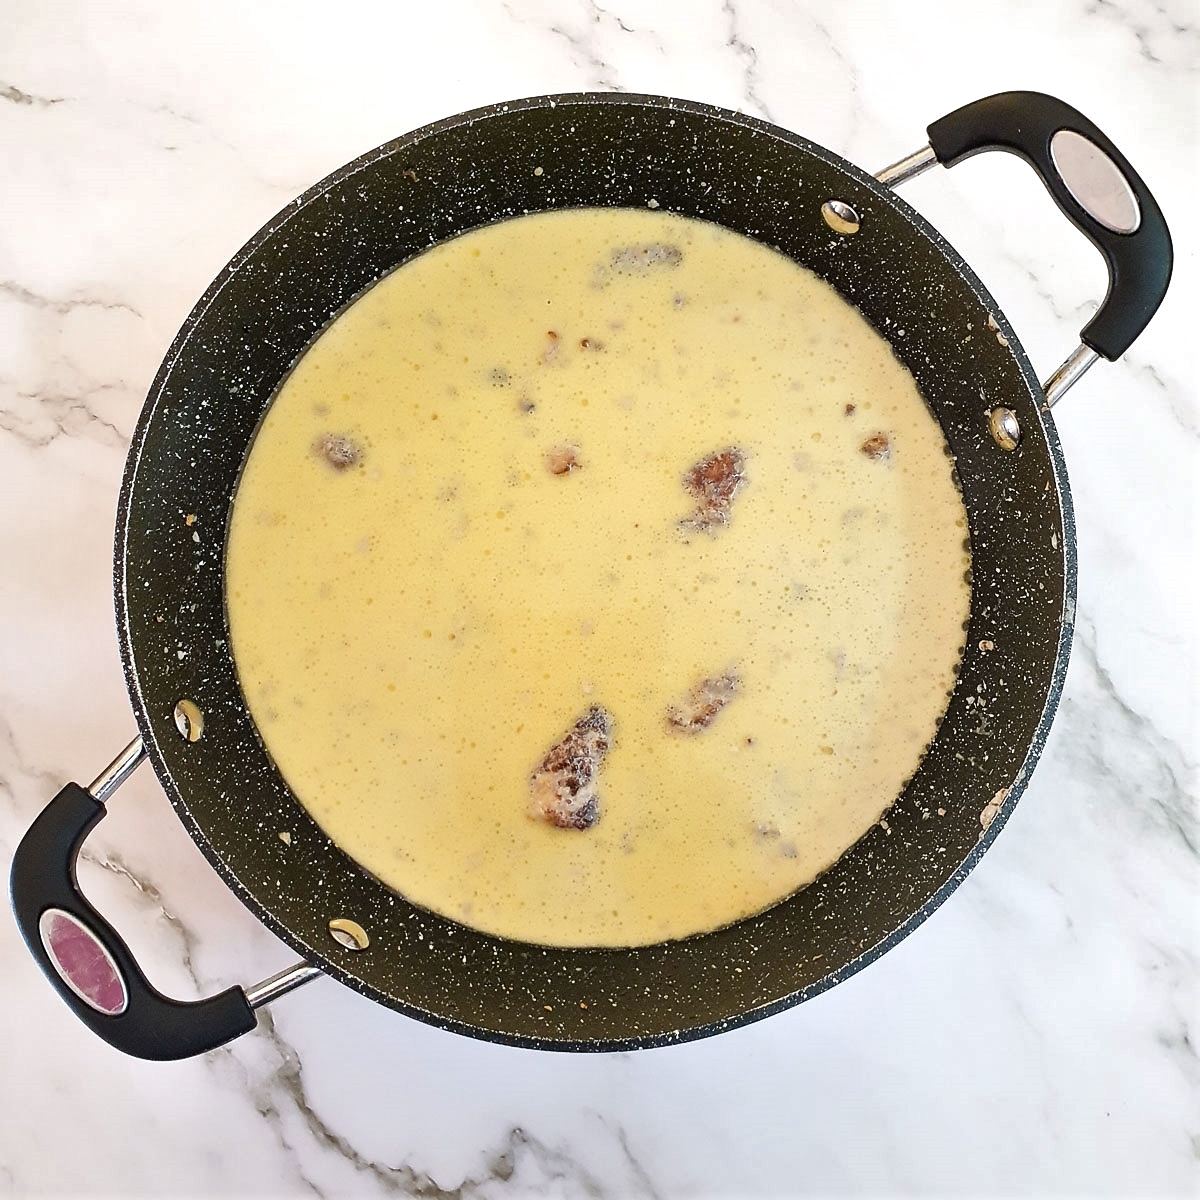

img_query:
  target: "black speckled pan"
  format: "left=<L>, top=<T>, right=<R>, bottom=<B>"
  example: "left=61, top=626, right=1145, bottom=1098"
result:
left=11, top=92, right=1172, bottom=1059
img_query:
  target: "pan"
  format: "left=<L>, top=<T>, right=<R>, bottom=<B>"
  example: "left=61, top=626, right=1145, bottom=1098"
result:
left=10, top=90, right=1172, bottom=1059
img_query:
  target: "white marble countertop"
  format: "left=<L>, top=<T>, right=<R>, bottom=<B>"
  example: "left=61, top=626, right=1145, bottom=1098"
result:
left=1, top=2, right=1196, bottom=1196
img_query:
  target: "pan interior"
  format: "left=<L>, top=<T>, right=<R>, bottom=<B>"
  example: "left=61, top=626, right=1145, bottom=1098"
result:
left=224, top=204, right=971, bottom=950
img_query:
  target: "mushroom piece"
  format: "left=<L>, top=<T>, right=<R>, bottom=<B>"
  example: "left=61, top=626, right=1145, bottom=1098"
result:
left=314, top=433, right=361, bottom=470
left=681, top=447, right=746, bottom=532
left=609, top=243, right=683, bottom=272
left=666, top=672, right=740, bottom=733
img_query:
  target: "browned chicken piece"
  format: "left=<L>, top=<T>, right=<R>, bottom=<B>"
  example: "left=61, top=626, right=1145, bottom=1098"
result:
left=667, top=672, right=739, bottom=733
left=529, top=706, right=614, bottom=830
left=545, top=445, right=581, bottom=475
left=681, top=447, right=746, bottom=532
left=860, top=432, right=891, bottom=461
left=314, top=434, right=361, bottom=469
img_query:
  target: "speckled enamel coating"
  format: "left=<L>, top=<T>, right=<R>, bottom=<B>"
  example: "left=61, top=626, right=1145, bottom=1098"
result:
left=114, top=94, right=1075, bottom=1051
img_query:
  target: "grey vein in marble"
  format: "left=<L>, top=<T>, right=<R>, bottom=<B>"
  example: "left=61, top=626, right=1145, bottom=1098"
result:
left=502, top=0, right=625, bottom=93
left=1011, top=258, right=1096, bottom=328
left=585, top=0, right=666, bottom=58
left=231, top=1016, right=420, bottom=1199
left=1133, top=360, right=1200, bottom=443
left=602, top=1118, right=664, bottom=1200
left=224, top=1012, right=663, bottom=1198
left=79, top=847, right=208, bottom=996
left=1152, top=979, right=1200, bottom=1089
left=551, top=10, right=622, bottom=93
left=1063, top=614, right=1197, bottom=852
left=0, top=712, right=67, bottom=821
left=1085, top=0, right=1200, bottom=70
left=0, top=282, right=141, bottom=450
left=0, top=279, right=141, bottom=317
left=720, top=0, right=774, bottom=122
left=0, top=383, right=130, bottom=450
left=0, top=82, right=64, bottom=107
left=804, top=13, right=863, bottom=149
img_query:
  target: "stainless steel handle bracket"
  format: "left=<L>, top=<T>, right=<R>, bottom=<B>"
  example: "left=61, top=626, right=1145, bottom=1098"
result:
left=874, top=144, right=938, bottom=189
left=875, top=146, right=1105, bottom=410
left=85, top=734, right=321, bottom=1014
left=1040, top=343, right=1100, bottom=409
left=88, top=736, right=148, bottom=803
left=244, top=961, right=323, bottom=1009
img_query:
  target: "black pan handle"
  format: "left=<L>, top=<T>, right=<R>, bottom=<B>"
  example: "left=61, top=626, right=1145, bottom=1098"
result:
left=10, top=779, right=258, bottom=1060
left=926, top=90, right=1172, bottom=362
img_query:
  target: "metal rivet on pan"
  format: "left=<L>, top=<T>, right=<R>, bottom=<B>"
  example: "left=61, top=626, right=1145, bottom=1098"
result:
left=988, top=407, right=1022, bottom=451
left=173, top=699, right=204, bottom=742
left=328, top=918, right=369, bottom=951
left=821, top=199, right=860, bottom=235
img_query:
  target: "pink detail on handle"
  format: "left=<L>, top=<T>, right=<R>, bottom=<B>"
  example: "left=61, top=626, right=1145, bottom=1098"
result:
left=38, top=908, right=128, bottom=1016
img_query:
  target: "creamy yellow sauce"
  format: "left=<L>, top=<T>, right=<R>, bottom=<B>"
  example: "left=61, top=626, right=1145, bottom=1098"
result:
left=226, top=208, right=970, bottom=947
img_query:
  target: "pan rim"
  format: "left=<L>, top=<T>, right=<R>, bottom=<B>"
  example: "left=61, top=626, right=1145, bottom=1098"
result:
left=113, top=91, right=1077, bottom=1050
